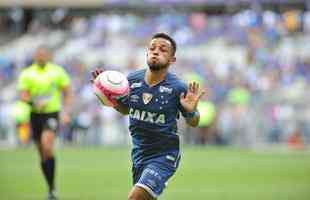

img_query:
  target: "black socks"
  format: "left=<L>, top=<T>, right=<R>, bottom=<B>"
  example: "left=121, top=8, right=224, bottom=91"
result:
left=41, top=157, right=55, bottom=192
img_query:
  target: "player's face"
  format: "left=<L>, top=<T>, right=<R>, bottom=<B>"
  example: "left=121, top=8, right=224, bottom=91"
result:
left=147, top=38, right=175, bottom=71
left=34, top=48, right=50, bottom=67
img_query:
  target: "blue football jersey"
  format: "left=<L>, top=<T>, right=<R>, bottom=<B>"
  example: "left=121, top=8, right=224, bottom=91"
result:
left=120, top=69, right=189, bottom=166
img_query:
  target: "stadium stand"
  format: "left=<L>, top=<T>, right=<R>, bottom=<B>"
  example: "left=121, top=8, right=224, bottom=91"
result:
left=0, top=0, right=309, bottom=148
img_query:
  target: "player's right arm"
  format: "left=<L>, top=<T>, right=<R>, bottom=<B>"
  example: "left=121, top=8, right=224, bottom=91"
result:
left=56, top=65, right=72, bottom=124
left=17, top=70, right=32, bottom=104
left=113, top=103, right=129, bottom=115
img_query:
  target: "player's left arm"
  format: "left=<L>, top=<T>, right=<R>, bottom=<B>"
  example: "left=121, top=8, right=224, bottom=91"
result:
left=62, top=85, right=72, bottom=123
left=180, top=81, right=205, bottom=127
left=58, top=66, right=72, bottom=124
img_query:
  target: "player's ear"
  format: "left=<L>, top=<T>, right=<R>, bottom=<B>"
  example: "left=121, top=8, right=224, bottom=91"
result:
left=170, top=56, right=176, bottom=65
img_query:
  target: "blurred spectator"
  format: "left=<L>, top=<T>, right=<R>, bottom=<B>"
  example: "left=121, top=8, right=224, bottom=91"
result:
left=12, top=100, right=31, bottom=145
left=196, top=100, right=219, bottom=145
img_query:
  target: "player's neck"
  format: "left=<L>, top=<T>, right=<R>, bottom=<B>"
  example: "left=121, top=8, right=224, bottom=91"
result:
left=145, top=68, right=167, bottom=87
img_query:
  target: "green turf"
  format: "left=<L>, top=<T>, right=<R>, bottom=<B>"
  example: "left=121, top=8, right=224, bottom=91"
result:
left=0, top=146, right=310, bottom=200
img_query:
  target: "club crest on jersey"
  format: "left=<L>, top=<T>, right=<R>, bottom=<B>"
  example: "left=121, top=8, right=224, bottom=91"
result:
left=143, top=93, right=153, bottom=104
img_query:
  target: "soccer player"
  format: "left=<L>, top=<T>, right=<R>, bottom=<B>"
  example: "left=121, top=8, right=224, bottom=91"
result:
left=18, top=46, right=71, bottom=200
left=92, top=33, right=204, bottom=200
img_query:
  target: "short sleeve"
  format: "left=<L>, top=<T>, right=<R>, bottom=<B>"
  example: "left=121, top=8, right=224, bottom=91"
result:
left=56, top=66, right=70, bottom=89
left=17, top=70, right=30, bottom=91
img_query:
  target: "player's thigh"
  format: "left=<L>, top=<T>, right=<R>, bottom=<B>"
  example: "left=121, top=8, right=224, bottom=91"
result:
left=41, top=129, right=55, bottom=150
left=135, top=162, right=177, bottom=199
left=128, top=186, right=155, bottom=200
left=40, top=113, right=59, bottom=149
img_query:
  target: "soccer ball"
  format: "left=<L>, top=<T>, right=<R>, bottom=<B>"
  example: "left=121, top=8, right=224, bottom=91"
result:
left=93, top=70, right=129, bottom=107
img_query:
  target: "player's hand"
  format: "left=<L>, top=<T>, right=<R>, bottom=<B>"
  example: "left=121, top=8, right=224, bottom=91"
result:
left=180, top=81, right=205, bottom=113
left=61, top=111, right=71, bottom=125
left=91, top=68, right=104, bottom=83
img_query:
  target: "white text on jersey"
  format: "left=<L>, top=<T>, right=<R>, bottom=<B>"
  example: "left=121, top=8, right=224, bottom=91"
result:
left=129, top=108, right=166, bottom=124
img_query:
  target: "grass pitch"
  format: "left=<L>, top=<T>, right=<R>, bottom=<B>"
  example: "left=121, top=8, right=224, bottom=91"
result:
left=0, top=146, right=310, bottom=200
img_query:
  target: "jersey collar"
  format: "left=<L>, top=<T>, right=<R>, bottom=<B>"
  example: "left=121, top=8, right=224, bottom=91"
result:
left=143, top=69, right=169, bottom=88
left=33, top=62, right=50, bottom=71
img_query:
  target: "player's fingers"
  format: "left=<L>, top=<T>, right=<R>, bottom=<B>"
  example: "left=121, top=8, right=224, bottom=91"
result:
left=193, top=82, right=198, bottom=93
left=95, top=69, right=101, bottom=76
left=91, top=68, right=104, bottom=83
left=189, top=82, right=194, bottom=93
left=91, top=71, right=97, bottom=79
left=91, top=69, right=102, bottom=83
left=198, top=90, right=205, bottom=99
left=192, top=82, right=196, bottom=93
left=195, top=83, right=200, bottom=93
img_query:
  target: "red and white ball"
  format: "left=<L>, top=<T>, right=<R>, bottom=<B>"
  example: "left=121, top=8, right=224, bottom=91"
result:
left=93, top=70, right=129, bottom=107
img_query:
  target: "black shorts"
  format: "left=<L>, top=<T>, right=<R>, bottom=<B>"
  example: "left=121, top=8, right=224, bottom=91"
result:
left=30, top=112, right=59, bottom=141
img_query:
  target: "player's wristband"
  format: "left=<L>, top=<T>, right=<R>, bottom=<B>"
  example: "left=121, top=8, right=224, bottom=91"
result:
left=115, top=94, right=129, bottom=106
left=184, top=109, right=199, bottom=119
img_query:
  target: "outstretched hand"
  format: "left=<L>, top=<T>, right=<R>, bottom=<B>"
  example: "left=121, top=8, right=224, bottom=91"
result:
left=91, top=68, right=104, bottom=83
left=180, top=82, right=205, bottom=113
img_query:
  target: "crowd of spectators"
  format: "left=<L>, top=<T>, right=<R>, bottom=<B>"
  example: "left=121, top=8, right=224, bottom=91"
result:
left=0, top=7, right=309, bottom=147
